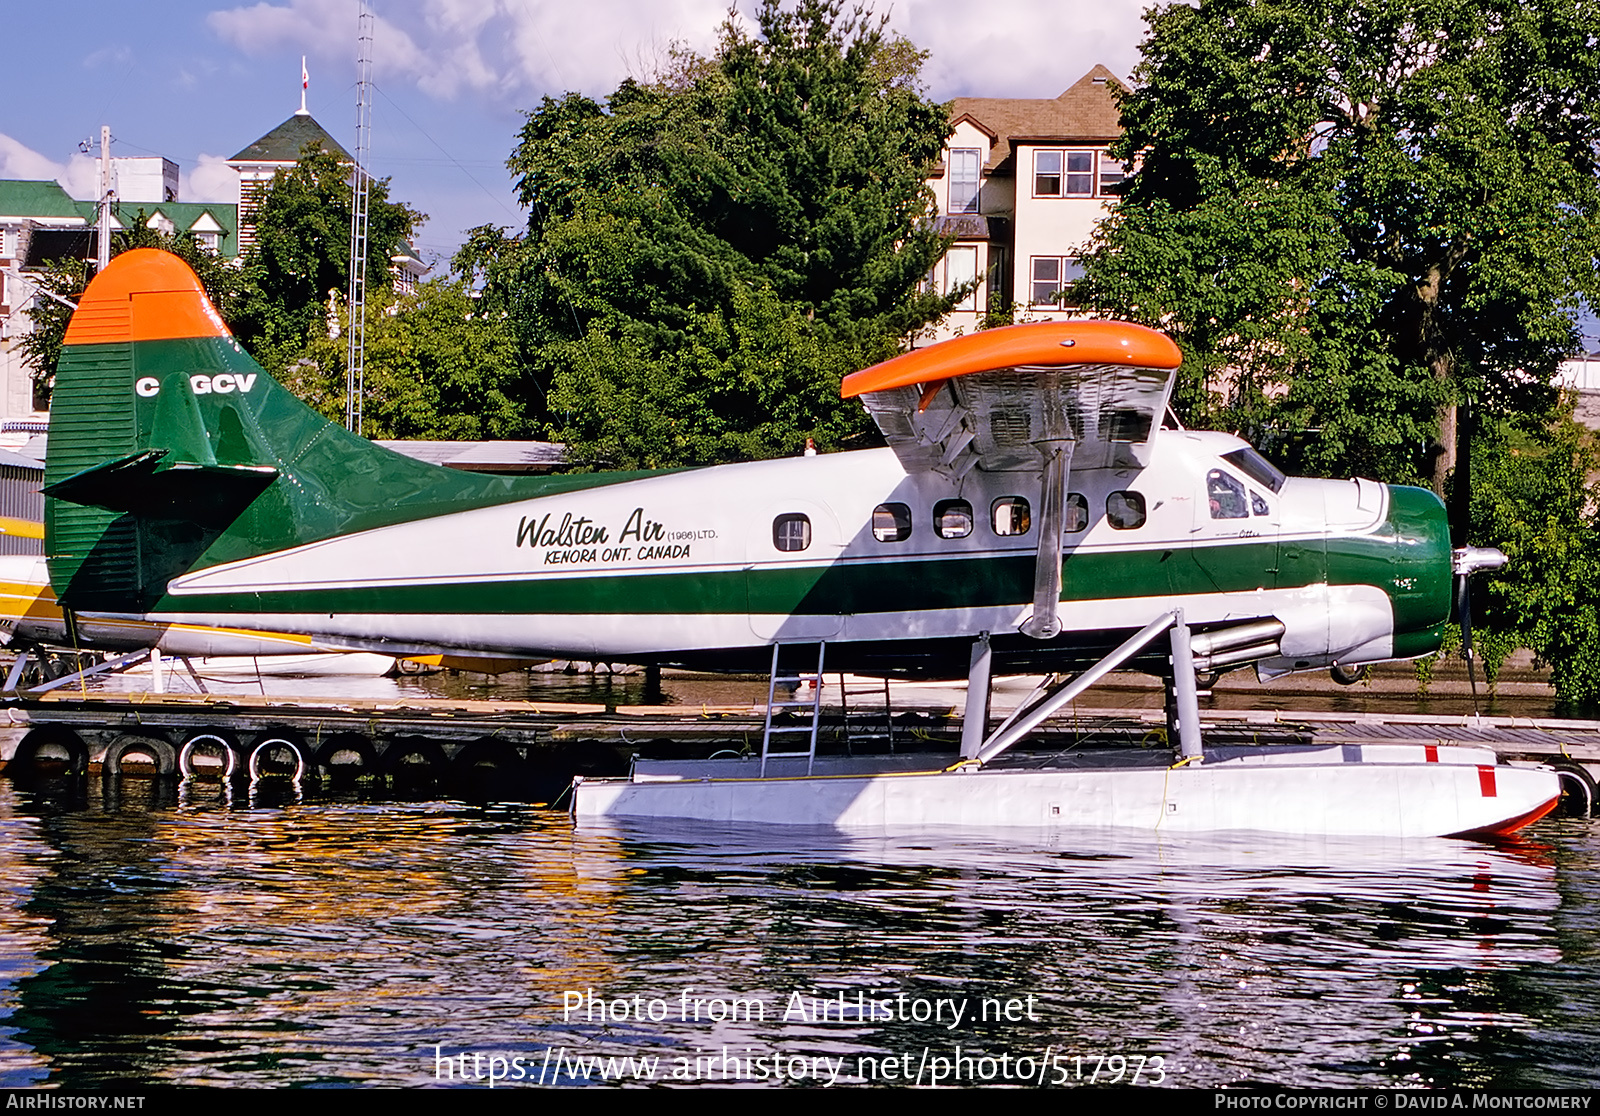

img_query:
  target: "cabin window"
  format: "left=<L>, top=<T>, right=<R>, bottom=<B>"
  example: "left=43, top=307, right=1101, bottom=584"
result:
left=1206, top=470, right=1248, bottom=519
left=934, top=499, right=973, bottom=539
left=773, top=513, right=812, bottom=552
left=1065, top=493, right=1089, bottom=532
left=1107, top=490, right=1146, bottom=530
left=872, top=503, right=912, bottom=542
left=991, top=497, right=1031, bottom=537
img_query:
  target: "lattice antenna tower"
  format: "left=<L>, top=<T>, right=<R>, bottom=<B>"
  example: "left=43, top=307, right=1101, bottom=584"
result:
left=345, top=0, right=374, bottom=434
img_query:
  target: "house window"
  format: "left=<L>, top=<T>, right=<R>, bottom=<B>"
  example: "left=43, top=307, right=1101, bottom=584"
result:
left=872, top=503, right=912, bottom=542
left=948, top=148, right=981, bottom=214
left=1034, top=149, right=1096, bottom=197
left=1099, top=155, right=1125, bottom=195
left=933, top=499, right=973, bottom=539
left=1030, top=257, right=1086, bottom=306
left=991, top=497, right=1031, bottom=537
left=1065, top=151, right=1094, bottom=195
left=1034, top=150, right=1061, bottom=196
left=196, top=231, right=221, bottom=255
left=944, top=246, right=978, bottom=311
left=773, top=513, right=812, bottom=552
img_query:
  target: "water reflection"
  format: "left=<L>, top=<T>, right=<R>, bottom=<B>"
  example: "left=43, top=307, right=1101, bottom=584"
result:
left=0, top=776, right=1594, bottom=1089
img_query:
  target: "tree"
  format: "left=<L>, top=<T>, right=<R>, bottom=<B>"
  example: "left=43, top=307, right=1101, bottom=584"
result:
left=232, top=144, right=424, bottom=378
left=282, top=278, right=532, bottom=441
left=19, top=216, right=247, bottom=404
left=1081, top=0, right=1600, bottom=538
left=478, top=0, right=956, bottom=468
left=1471, top=409, right=1600, bottom=712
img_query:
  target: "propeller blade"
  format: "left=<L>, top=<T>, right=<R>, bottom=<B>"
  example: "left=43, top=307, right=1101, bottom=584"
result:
left=1450, top=546, right=1504, bottom=717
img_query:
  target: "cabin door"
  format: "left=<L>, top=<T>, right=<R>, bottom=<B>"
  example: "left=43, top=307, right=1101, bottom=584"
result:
left=746, top=498, right=846, bottom=642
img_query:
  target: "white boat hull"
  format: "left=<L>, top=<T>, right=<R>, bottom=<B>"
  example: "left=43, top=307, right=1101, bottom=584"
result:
left=572, top=744, right=1561, bottom=839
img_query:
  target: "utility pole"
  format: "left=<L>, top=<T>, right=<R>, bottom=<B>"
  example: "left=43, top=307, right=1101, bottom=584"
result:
left=96, top=126, right=112, bottom=275
left=345, top=0, right=373, bottom=435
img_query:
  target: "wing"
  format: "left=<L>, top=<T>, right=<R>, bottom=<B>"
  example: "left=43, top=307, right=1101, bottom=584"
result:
left=842, top=320, right=1183, bottom=640
left=841, top=320, right=1183, bottom=477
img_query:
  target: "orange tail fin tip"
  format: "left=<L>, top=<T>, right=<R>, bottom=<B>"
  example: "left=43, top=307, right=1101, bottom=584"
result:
left=61, top=248, right=232, bottom=347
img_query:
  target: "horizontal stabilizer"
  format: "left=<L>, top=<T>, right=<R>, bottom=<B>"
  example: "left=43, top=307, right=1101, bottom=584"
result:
left=43, top=449, right=278, bottom=530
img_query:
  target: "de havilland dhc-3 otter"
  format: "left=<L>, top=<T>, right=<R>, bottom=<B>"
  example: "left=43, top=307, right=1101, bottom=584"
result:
left=31, top=249, right=1560, bottom=837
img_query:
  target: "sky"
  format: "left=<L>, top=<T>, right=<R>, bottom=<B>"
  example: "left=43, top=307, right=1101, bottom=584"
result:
left=0, top=0, right=1155, bottom=270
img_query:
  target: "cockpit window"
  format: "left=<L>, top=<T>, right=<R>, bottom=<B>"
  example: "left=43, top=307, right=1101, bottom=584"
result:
left=1221, top=447, right=1286, bottom=494
left=1207, top=470, right=1248, bottom=519
left=1251, top=490, right=1270, bottom=517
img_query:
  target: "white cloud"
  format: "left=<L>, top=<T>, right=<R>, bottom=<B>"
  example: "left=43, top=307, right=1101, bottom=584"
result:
left=0, top=135, right=104, bottom=200
left=891, top=0, right=1150, bottom=98
left=82, top=45, right=134, bottom=70
left=202, top=0, right=1153, bottom=108
left=0, top=134, right=67, bottom=182
left=185, top=155, right=242, bottom=204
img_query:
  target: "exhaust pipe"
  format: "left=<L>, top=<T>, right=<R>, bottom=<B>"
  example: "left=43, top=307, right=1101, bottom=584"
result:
left=1194, top=640, right=1282, bottom=672
left=1189, top=619, right=1286, bottom=659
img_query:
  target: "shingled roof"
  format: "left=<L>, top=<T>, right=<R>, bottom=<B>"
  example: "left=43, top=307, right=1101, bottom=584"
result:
left=949, top=65, right=1125, bottom=172
left=229, top=111, right=351, bottom=164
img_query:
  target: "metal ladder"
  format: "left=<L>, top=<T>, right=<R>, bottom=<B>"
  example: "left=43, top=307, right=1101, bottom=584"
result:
left=760, top=642, right=826, bottom=777
left=835, top=673, right=895, bottom=754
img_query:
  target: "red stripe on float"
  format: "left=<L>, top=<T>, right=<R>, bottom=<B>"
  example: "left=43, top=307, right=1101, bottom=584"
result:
left=1425, top=745, right=1439, bottom=763
left=1478, top=766, right=1497, bottom=797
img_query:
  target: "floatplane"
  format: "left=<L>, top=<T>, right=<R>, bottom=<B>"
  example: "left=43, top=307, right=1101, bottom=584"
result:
left=37, top=249, right=1558, bottom=836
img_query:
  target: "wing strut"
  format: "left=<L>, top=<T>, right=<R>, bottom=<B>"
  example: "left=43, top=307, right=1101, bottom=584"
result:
left=1021, top=439, right=1072, bottom=640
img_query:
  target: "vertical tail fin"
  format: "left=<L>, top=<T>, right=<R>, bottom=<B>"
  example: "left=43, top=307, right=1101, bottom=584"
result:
left=45, top=249, right=521, bottom=613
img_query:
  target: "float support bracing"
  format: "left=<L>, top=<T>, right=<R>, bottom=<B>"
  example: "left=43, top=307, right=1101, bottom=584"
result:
left=28, top=649, right=152, bottom=694
left=976, top=611, right=1179, bottom=764
left=959, top=631, right=993, bottom=760
left=1170, top=610, right=1204, bottom=759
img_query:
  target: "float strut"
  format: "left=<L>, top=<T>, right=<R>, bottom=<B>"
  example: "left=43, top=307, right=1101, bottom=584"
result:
left=1170, top=611, right=1203, bottom=760
left=959, top=631, right=993, bottom=760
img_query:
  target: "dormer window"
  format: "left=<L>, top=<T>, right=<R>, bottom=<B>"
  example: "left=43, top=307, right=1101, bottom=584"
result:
left=948, top=148, right=981, bottom=214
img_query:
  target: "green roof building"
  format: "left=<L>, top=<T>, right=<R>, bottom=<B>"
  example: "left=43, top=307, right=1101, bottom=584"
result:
left=228, top=108, right=349, bottom=256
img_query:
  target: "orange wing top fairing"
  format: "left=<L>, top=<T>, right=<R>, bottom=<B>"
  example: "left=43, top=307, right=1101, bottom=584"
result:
left=840, top=320, right=1183, bottom=400
left=61, top=248, right=232, bottom=347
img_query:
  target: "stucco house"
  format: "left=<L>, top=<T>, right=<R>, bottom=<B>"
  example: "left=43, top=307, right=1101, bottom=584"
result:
left=923, top=65, right=1125, bottom=342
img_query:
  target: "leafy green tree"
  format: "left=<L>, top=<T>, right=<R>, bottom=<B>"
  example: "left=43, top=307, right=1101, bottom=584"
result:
left=1471, top=410, right=1600, bottom=712
left=282, top=278, right=532, bottom=441
left=479, top=0, right=955, bottom=468
left=233, top=144, right=423, bottom=377
left=1081, top=0, right=1600, bottom=538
